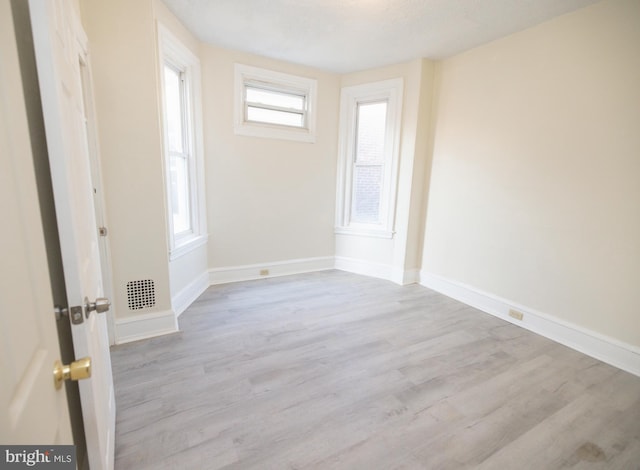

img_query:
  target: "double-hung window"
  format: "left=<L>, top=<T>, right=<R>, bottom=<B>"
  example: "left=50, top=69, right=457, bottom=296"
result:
left=336, top=79, right=403, bottom=238
left=234, top=64, right=317, bottom=142
left=163, top=63, right=191, bottom=235
left=159, top=26, right=206, bottom=258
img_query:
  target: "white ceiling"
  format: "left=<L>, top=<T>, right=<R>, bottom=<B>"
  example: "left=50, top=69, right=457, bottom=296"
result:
left=162, top=0, right=600, bottom=73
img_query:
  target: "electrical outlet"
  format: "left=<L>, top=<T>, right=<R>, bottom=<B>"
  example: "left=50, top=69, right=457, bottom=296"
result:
left=509, top=309, right=524, bottom=321
left=259, top=269, right=269, bottom=276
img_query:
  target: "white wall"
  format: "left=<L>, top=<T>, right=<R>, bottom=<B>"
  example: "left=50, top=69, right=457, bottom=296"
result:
left=336, top=59, right=435, bottom=284
left=82, top=0, right=339, bottom=335
left=81, top=0, right=177, bottom=342
left=201, top=45, right=340, bottom=274
left=422, top=0, right=640, bottom=348
left=82, top=0, right=216, bottom=341
left=80, top=0, right=640, bottom=364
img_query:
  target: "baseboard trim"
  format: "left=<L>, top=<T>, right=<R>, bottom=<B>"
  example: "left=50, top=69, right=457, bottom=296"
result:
left=420, top=271, right=640, bottom=377
left=173, top=271, right=209, bottom=317
left=114, top=310, right=178, bottom=345
left=335, top=256, right=418, bottom=286
left=335, top=256, right=393, bottom=282
left=209, top=256, right=334, bottom=285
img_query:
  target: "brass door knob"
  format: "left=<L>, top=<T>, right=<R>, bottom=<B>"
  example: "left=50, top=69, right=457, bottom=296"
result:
left=53, top=357, right=91, bottom=390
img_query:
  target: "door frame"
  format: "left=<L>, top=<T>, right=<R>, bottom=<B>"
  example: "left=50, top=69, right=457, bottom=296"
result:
left=78, top=37, right=117, bottom=346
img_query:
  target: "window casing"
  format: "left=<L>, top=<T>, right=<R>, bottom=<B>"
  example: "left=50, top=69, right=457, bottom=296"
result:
left=335, top=79, right=403, bottom=238
left=234, top=64, right=317, bottom=142
left=158, top=25, right=207, bottom=259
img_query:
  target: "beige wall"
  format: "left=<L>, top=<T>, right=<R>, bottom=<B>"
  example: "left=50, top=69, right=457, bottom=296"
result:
left=422, top=0, right=640, bottom=347
left=153, top=0, right=199, bottom=55
left=393, top=59, right=435, bottom=274
left=80, top=0, right=639, bottom=351
left=81, top=0, right=171, bottom=320
left=81, top=0, right=339, bottom=326
left=337, top=59, right=435, bottom=282
left=201, top=45, right=340, bottom=268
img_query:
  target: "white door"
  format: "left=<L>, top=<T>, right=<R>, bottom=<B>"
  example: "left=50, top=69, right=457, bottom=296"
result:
left=0, top=0, right=73, bottom=445
left=29, top=1, right=116, bottom=469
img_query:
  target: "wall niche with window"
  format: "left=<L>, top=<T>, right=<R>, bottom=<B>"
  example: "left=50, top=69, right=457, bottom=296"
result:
left=335, top=78, right=404, bottom=239
left=158, top=25, right=207, bottom=260
left=234, top=64, right=318, bottom=143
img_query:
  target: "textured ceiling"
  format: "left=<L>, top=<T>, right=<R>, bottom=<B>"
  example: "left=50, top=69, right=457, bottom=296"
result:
left=161, top=0, right=600, bottom=73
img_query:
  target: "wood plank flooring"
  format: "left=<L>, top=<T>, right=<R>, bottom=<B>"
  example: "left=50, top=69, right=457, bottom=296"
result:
left=111, top=270, right=640, bottom=469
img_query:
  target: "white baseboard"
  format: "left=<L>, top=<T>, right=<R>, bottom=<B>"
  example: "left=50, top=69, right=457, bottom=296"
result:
left=209, top=256, right=334, bottom=285
left=335, top=256, right=418, bottom=286
left=420, top=271, right=640, bottom=377
left=172, top=271, right=209, bottom=317
left=114, top=310, right=178, bottom=345
left=335, top=256, right=392, bottom=281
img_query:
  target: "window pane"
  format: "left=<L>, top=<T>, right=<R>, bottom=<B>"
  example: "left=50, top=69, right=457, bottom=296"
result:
left=164, top=65, right=183, bottom=153
left=246, top=86, right=305, bottom=111
left=170, top=155, right=191, bottom=234
left=355, top=101, right=387, bottom=163
left=352, top=165, right=382, bottom=224
left=247, top=106, right=304, bottom=127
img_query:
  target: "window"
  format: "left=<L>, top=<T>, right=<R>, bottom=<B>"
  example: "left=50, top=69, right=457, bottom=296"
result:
left=352, top=100, right=388, bottom=224
left=163, top=64, right=191, bottom=235
left=335, top=79, right=403, bottom=238
left=159, top=25, right=207, bottom=259
left=234, top=64, right=317, bottom=142
left=245, top=84, right=306, bottom=127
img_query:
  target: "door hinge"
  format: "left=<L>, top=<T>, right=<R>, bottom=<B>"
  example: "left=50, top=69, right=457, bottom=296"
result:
left=54, top=305, right=68, bottom=321
left=98, top=226, right=108, bottom=237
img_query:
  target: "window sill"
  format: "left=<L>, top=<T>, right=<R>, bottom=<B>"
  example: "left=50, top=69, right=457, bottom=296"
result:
left=234, top=122, right=316, bottom=143
left=334, top=227, right=394, bottom=239
left=169, top=234, right=208, bottom=261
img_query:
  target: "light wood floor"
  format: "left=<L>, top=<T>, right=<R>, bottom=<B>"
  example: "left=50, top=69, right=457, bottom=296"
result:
left=111, top=271, right=640, bottom=469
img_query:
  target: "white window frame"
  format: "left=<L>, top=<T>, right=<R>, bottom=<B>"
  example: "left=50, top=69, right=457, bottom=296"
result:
left=335, top=79, right=403, bottom=238
left=158, top=24, right=207, bottom=259
left=234, top=64, right=317, bottom=143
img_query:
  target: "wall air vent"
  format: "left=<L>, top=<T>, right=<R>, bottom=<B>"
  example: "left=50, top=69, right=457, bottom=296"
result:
left=126, top=279, right=156, bottom=310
